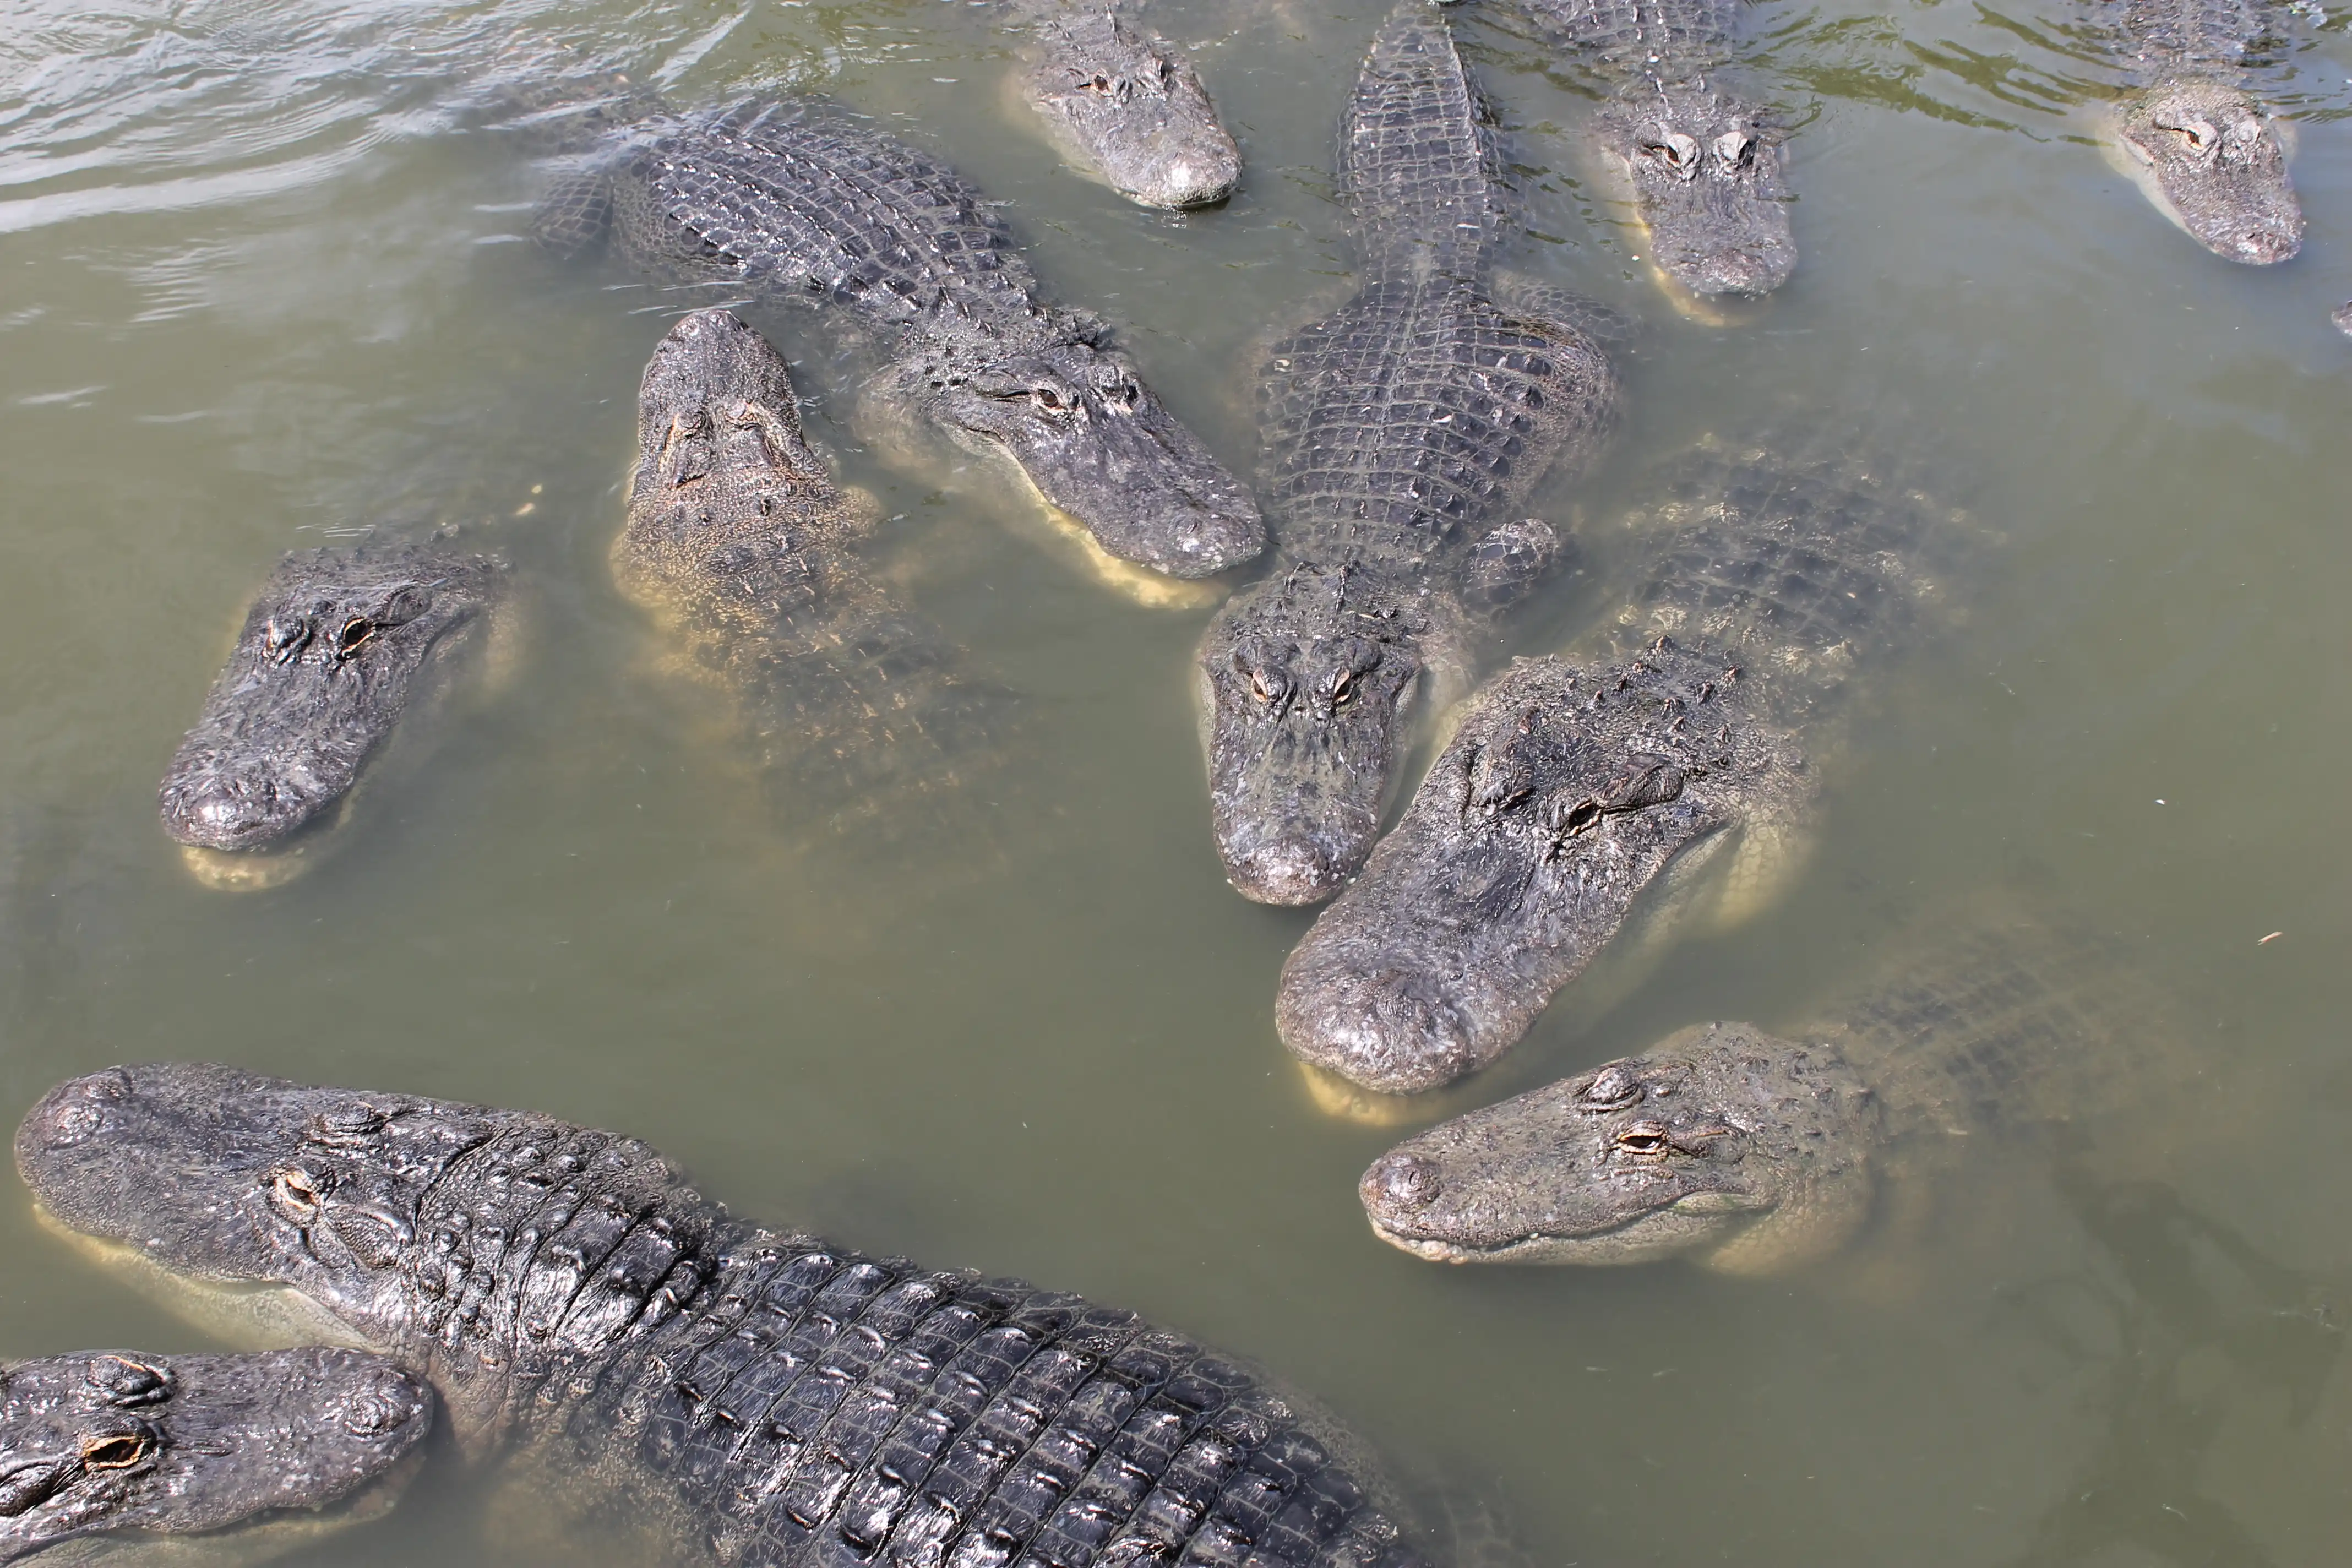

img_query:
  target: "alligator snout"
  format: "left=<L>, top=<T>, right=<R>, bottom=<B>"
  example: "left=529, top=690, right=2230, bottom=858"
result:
left=1682, top=237, right=1795, bottom=298
left=159, top=772, right=306, bottom=851
left=1222, top=836, right=1352, bottom=907
left=1276, top=957, right=1478, bottom=1096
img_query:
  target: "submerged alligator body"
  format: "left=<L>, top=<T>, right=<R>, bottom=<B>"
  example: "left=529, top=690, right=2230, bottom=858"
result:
left=1513, top=0, right=1796, bottom=300
left=537, top=98, right=1262, bottom=581
left=1005, top=0, right=1242, bottom=209
left=1278, top=431, right=1975, bottom=1094
left=2103, top=0, right=2302, bottom=263
left=1359, top=910, right=2195, bottom=1273
left=1197, top=2, right=1617, bottom=906
left=0, top=1347, right=431, bottom=1564
left=618, top=308, right=1004, bottom=829
left=157, top=541, right=507, bottom=889
left=17, top=1066, right=1433, bottom=1568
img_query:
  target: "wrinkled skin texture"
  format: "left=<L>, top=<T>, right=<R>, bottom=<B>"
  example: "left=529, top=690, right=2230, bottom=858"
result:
left=0, top=1348, right=430, bottom=1564
left=1017, top=7, right=1240, bottom=209
left=1278, top=439, right=1960, bottom=1092
left=1202, top=6, right=1618, bottom=905
left=1597, top=88, right=1795, bottom=297
left=157, top=546, right=504, bottom=853
left=1361, top=1027, right=1871, bottom=1268
left=2115, top=82, right=2300, bottom=263
left=17, top=1066, right=1429, bottom=1568
left=546, top=99, right=1262, bottom=579
left=617, top=309, right=1004, bottom=826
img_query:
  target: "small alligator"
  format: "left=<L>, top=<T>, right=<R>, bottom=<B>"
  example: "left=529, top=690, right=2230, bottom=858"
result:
left=17, top=1065, right=1435, bottom=1568
left=1196, top=1, right=1617, bottom=905
left=1005, top=1, right=1242, bottom=209
left=1277, top=430, right=1976, bottom=1093
left=1358, top=910, right=2192, bottom=1273
left=617, top=308, right=1004, bottom=829
left=157, top=541, right=507, bottom=890
left=0, top=1347, right=432, bottom=1564
left=534, top=97, right=1262, bottom=581
left=1512, top=0, right=1796, bottom=301
left=2103, top=0, right=2302, bottom=264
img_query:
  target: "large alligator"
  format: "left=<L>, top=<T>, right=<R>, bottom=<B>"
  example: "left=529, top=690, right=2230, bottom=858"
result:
left=1277, top=429, right=1978, bottom=1093
left=1196, top=1, right=1618, bottom=906
left=1358, top=909, right=2190, bottom=1273
left=617, top=308, right=1004, bottom=830
left=2102, top=0, right=2302, bottom=264
left=1510, top=0, right=1796, bottom=301
left=1004, top=0, right=1242, bottom=209
left=532, top=96, right=1262, bottom=581
left=17, top=1065, right=1435, bottom=1568
left=0, top=1346, right=432, bottom=1564
left=157, top=541, right=508, bottom=890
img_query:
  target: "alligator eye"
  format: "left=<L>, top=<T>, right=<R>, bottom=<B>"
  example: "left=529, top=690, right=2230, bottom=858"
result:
left=270, top=1166, right=325, bottom=1224
left=1614, top=1122, right=1672, bottom=1155
left=1084, top=73, right=1115, bottom=96
left=1644, top=133, right=1701, bottom=171
left=333, top=617, right=377, bottom=658
left=1713, top=131, right=1755, bottom=168
left=1031, top=386, right=1068, bottom=412
left=1327, top=671, right=1355, bottom=706
left=79, top=1433, right=153, bottom=1472
left=1249, top=671, right=1279, bottom=704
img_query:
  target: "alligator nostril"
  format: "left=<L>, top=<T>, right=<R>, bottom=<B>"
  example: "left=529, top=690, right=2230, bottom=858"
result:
left=1231, top=841, right=1340, bottom=906
left=26, top=1072, right=130, bottom=1150
left=1369, top=1152, right=1440, bottom=1210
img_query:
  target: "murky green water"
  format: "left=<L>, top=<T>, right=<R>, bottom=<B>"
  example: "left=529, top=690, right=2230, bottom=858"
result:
left=7, top=0, right=2352, bottom=1561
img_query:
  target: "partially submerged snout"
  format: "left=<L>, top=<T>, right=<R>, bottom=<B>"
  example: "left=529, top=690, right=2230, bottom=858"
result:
left=1197, top=573, right=1423, bottom=905
left=157, top=545, right=504, bottom=880
left=2115, top=83, right=2301, bottom=264
left=924, top=337, right=1262, bottom=579
left=1603, top=90, right=1796, bottom=300
left=0, top=1347, right=431, bottom=1564
left=1021, top=9, right=1240, bottom=209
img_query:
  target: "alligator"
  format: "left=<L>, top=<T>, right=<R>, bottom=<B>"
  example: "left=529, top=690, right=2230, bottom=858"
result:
left=1003, top=1, right=1242, bottom=209
left=531, top=97, right=1262, bottom=581
left=1195, top=1, right=1618, bottom=906
left=157, top=541, right=507, bottom=890
left=1277, top=429, right=1978, bottom=1093
left=617, top=307, right=1005, bottom=830
left=0, top=1346, right=432, bottom=1564
left=1358, top=909, right=2192, bottom=1273
left=2101, top=0, right=2302, bottom=264
left=17, top=1065, right=1435, bottom=1568
left=1510, top=0, right=1796, bottom=301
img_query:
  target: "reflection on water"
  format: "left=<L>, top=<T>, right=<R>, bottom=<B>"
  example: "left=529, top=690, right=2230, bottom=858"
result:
left=5, top=0, right=2352, bottom=1564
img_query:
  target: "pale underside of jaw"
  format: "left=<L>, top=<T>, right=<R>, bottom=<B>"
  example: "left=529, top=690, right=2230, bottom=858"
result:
left=28, top=1208, right=366, bottom=1354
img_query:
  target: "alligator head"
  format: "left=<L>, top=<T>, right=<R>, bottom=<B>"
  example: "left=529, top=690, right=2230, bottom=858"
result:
left=1277, top=645, right=1794, bottom=1092
left=2115, top=81, right=2301, bottom=264
left=1599, top=82, right=1794, bottom=299
left=1359, top=1024, right=1876, bottom=1271
left=157, top=546, right=504, bottom=861
left=1021, top=9, right=1240, bottom=209
left=909, top=322, right=1264, bottom=579
left=1197, top=566, right=1428, bottom=905
left=0, top=1347, right=429, bottom=1564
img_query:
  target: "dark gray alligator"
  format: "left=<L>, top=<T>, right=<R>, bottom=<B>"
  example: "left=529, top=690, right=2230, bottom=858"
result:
left=17, top=1065, right=1435, bottom=1568
left=533, top=97, right=1262, bottom=581
left=0, top=1347, right=431, bottom=1564
left=617, top=308, right=1005, bottom=830
left=157, top=541, right=507, bottom=890
left=1006, top=1, right=1242, bottom=209
left=1196, top=1, right=1618, bottom=906
left=1358, top=908, right=2191, bottom=1272
left=1512, top=0, right=1796, bottom=301
left=1277, top=429, right=1979, bottom=1094
left=2103, top=0, right=2302, bottom=264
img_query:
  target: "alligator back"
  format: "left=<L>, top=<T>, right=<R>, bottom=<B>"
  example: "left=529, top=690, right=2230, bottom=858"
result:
left=1518, top=0, right=1741, bottom=81
left=2114, top=0, right=2275, bottom=73
left=1340, top=3, right=1510, bottom=281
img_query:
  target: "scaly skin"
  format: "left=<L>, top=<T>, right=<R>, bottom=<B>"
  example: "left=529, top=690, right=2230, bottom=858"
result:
left=1278, top=435, right=1969, bottom=1093
left=0, top=1348, right=431, bottom=1565
left=1197, top=3, right=1616, bottom=906
left=1011, top=2, right=1241, bottom=209
left=541, top=99, right=1262, bottom=581
left=156, top=542, right=506, bottom=862
left=2108, top=0, right=2301, bottom=263
left=17, top=1067, right=1432, bottom=1568
left=1359, top=913, right=2186, bottom=1274
left=1516, top=0, right=1796, bottom=298
left=616, top=309, right=1004, bottom=829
